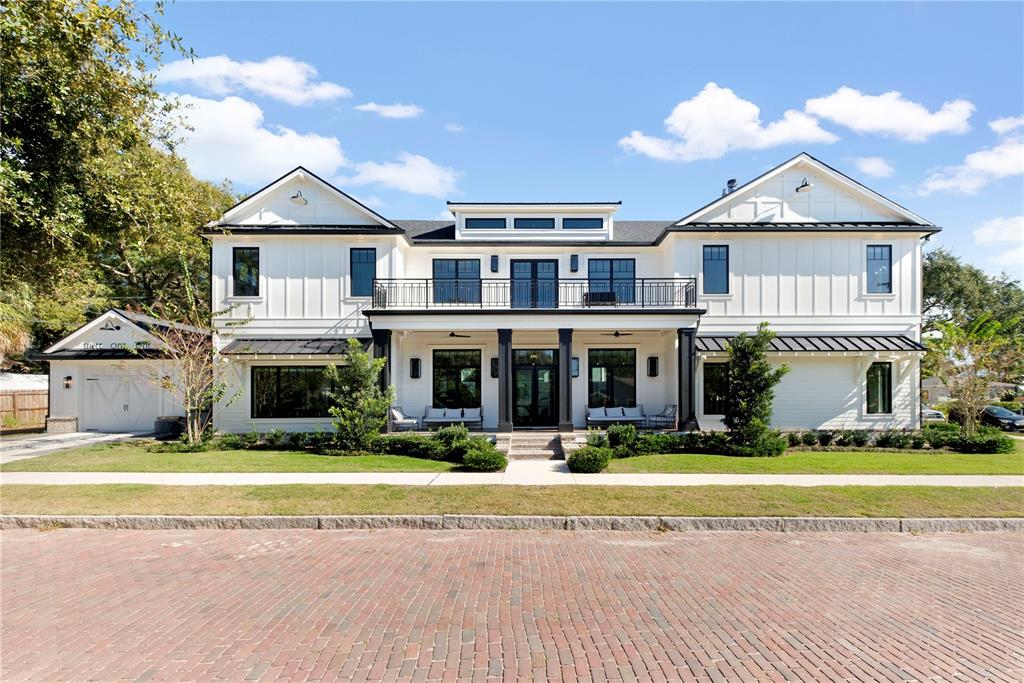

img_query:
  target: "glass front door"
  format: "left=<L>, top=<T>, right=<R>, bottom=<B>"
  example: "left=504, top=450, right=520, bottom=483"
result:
left=513, top=349, right=559, bottom=426
left=511, top=260, right=558, bottom=308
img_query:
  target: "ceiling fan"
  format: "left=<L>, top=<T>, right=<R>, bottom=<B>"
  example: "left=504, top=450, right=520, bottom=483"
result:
left=448, top=331, right=471, bottom=338
left=601, top=331, right=633, bottom=337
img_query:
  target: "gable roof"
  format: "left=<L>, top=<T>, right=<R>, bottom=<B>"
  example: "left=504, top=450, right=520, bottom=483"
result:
left=43, top=309, right=208, bottom=355
left=673, top=152, right=933, bottom=227
left=209, top=166, right=399, bottom=230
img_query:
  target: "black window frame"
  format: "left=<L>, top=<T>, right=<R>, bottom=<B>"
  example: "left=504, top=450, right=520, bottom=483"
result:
left=432, top=349, right=482, bottom=409
left=866, top=244, right=892, bottom=294
left=866, top=362, right=892, bottom=414
left=350, top=247, right=376, bottom=298
left=232, top=247, right=260, bottom=298
left=588, top=258, right=636, bottom=303
left=562, top=218, right=604, bottom=230
left=513, top=217, right=555, bottom=230
left=703, top=363, right=729, bottom=415
left=432, top=258, right=481, bottom=304
left=702, top=245, right=729, bottom=295
left=588, top=349, right=637, bottom=408
left=250, top=366, right=335, bottom=419
left=465, top=218, right=506, bottom=230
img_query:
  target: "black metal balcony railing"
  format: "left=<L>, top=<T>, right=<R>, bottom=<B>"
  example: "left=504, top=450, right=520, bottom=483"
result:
left=371, top=278, right=697, bottom=310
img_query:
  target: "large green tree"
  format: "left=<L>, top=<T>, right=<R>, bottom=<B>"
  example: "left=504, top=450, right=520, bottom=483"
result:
left=1, top=0, right=233, bottom=353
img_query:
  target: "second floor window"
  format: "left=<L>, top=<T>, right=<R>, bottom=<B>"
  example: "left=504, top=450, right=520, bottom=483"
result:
left=702, top=245, right=728, bottom=294
left=465, top=218, right=506, bottom=229
left=866, top=245, right=892, bottom=294
left=350, top=248, right=376, bottom=297
left=232, top=247, right=259, bottom=297
left=433, top=259, right=481, bottom=304
left=514, top=218, right=555, bottom=229
left=588, top=258, right=635, bottom=303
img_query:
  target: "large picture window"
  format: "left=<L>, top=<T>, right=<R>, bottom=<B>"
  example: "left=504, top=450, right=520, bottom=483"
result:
left=232, top=247, right=259, bottom=297
left=866, top=245, right=892, bottom=294
left=350, top=248, right=376, bottom=297
left=433, top=259, right=481, bottom=303
left=866, top=362, right=892, bottom=414
left=703, top=363, right=728, bottom=415
left=703, top=245, right=729, bottom=294
left=251, top=366, right=334, bottom=419
left=588, top=259, right=635, bottom=303
left=433, top=350, right=481, bottom=408
left=588, top=349, right=636, bottom=408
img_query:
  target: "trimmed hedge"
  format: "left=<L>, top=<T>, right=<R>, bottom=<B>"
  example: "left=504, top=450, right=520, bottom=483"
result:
left=567, top=446, right=612, bottom=473
left=463, top=438, right=508, bottom=471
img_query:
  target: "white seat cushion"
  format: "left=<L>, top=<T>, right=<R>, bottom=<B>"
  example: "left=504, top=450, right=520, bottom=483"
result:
left=605, top=407, right=625, bottom=418
left=444, top=408, right=463, bottom=419
left=587, top=407, right=606, bottom=419
left=623, top=406, right=643, bottom=418
left=462, top=408, right=481, bottom=421
left=426, top=408, right=445, bottom=420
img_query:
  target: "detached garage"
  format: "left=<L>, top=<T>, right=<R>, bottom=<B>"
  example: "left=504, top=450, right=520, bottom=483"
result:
left=41, top=309, right=197, bottom=434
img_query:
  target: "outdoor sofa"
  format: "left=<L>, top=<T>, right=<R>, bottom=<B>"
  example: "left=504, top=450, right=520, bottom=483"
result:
left=586, top=405, right=646, bottom=428
left=422, top=406, right=484, bottom=430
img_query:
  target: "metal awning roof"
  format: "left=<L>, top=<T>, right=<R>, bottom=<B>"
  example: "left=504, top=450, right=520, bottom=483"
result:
left=220, top=338, right=371, bottom=356
left=39, top=348, right=168, bottom=360
left=696, top=335, right=925, bottom=353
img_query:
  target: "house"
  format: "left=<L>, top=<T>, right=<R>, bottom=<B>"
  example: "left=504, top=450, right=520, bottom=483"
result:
left=201, top=153, right=935, bottom=434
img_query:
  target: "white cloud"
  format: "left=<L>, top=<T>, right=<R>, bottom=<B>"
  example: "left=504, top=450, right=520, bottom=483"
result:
left=618, top=82, right=837, bottom=162
left=973, top=215, right=1024, bottom=269
left=918, top=134, right=1024, bottom=195
left=169, top=95, right=349, bottom=185
left=355, top=102, right=424, bottom=119
left=345, top=152, right=461, bottom=197
left=444, top=123, right=464, bottom=133
left=852, top=156, right=894, bottom=178
left=990, top=115, right=1024, bottom=135
left=805, top=87, right=973, bottom=142
left=157, top=55, right=351, bottom=106
left=355, top=194, right=386, bottom=209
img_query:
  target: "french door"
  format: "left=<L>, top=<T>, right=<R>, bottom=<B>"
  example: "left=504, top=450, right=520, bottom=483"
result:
left=511, top=260, right=558, bottom=308
left=513, top=349, right=559, bottom=427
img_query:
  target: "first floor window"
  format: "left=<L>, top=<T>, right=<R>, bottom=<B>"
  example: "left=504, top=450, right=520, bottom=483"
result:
left=703, top=363, right=728, bottom=415
left=350, top=248, right=376, bottom=297
left=703, top=245, right=729, bottom=294
left=232, top=247, right=259, bottom=297
left=588, top=349, right=636, bottom=407
left=433, top=350, right=481, bottom=408
left=866, top=362, right=892, bottom=414
left=251, top=366, right=334, bottom=418
left=866, top=245, right=892, bottom=293
left=433, top=259, right=481, bottom=303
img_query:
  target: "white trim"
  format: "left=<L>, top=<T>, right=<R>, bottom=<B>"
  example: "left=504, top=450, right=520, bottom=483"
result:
left=227, top=242, right=266, bottom=303
left=697, top=239, right=734, bottom=300
left=861, top=239, right=897, bottom=300
left=44, top=311, right=156, bottom=354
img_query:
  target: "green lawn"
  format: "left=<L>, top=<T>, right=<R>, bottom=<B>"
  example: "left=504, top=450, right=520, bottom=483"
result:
left=0, top=442, right=455, bottom=473
left=606, top=447, right=1024, bottom=475
left=1, top=484, right=1021, bottom=518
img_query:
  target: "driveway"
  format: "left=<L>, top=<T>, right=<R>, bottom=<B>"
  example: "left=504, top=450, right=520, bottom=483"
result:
left=2, top=529, right=1020, bottom=681
left=0, top=431, right=146, bottom=464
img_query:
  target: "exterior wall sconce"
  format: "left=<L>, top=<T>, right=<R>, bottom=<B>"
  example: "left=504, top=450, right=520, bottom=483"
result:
left=571, top=357, right=580, bottom=378
left=795, top=178, right=813, bottom=193
left=570, top=255, right=579, bottom=272
left=647, top=356, right=659, bottom=377
left=409, top=358, right=421, bottom=379
left=490, top=357, right=499, bottom=378
left=490, top=255, right=499, bottom=273
left=63, top=375, right=73, bottom=389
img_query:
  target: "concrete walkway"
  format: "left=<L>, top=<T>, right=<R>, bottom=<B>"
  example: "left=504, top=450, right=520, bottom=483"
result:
left=2, top=458, right=1021, bottom=487
left=0, top=432, right=148, bottom=464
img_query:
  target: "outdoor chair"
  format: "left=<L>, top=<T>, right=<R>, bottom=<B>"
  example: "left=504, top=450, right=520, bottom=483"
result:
left=390, top=406, right=421, bottom=431
left=645, top=404, right=677, bottom=430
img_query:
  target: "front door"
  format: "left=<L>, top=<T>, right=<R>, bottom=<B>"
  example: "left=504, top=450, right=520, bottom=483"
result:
left=511, top=260, right=558, bottom=308
left=513, top=349, right=559, bottom=426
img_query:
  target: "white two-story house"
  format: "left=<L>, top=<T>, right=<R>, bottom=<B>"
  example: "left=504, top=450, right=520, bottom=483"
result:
left=196, top=152, right=934, bottom=434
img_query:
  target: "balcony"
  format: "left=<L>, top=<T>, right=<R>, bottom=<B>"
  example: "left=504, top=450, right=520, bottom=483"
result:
left=370, top=278, right=698, bottom=311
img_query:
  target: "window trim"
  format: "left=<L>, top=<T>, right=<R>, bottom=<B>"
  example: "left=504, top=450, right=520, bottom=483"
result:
left=228, top=244, right=263, bottom=301
left=587, top=348, right=638, bottom=409
left=250, top=365, right=335, bottom=420
left=349, top=247, right=377, bottom=298
left=432, top=348, right=483, bottom=409
left=513, top=217, right=556, bottom=230
left=863, top=241, right=896, bottom=298
left=701, top=244, right=730, bottom=296
left=562, top=217, right=605, bottom=230
left=432, top=258, right=482, bottom=304
left=701, top=361, right=729, bottom=416
left=865, top=361, right=893, bottom=415
left=587, top=258, right=637, bottom=303
left=464, top=217, right=507, bottom=230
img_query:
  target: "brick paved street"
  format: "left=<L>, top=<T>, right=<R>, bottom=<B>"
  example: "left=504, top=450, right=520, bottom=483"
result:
left=2, top=529, right=1021, bottom=682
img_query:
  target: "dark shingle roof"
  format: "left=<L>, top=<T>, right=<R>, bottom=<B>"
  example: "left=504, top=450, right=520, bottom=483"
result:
left=697, top=335, right=925, bottom=353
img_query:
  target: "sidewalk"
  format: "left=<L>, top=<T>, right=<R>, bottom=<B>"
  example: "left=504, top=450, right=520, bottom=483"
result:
left=2, top=459, right=1022, bottom=487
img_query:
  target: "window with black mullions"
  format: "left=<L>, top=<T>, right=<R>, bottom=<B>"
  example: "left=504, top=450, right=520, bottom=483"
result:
left=703, top=363, right=728, bottom=415
left=232, top=247, right=259, bottom=297
left=866, top=245, right=892, bottom=293
left=433, top=259, right=481, bottom=303
left=433, top=350, right=481, bottom=408
left=588, top=259, right=635, bottom=303
left=350, top=248, right=376, bottom=297
left=251, top=366, right=335, bottom=418
left=703, top=245, right=728, bottom=294
left=866, top=362, right=892, bottom=414
left=588, top=349, right=636, bottom=408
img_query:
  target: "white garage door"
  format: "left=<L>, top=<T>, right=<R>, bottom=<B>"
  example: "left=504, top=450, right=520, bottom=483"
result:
left=82, top=367, right=164, bottom=432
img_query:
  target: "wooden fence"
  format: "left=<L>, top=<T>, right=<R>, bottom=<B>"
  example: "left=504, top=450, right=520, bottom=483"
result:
left=1, top=390, right=48, bottom=431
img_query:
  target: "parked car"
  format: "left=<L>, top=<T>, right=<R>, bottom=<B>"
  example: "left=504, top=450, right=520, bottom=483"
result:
left=921, top=408, right=946, bottom=423
left=980, top=405, right=1024, bottom=431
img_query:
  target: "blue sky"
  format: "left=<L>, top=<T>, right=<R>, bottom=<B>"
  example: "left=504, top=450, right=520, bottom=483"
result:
left=155, top=2, right=1023, bottom=277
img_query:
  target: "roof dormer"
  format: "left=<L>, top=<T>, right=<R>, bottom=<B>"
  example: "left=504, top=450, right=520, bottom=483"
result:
left=447, top=202, right=621, bottom=241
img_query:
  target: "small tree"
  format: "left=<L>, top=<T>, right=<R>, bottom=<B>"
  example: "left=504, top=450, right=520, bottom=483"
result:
left=926, top=314, right=1023, bottom=434
left=722, top=323, right=790, bottom=456
left=325, top=338, right=395, bottom=451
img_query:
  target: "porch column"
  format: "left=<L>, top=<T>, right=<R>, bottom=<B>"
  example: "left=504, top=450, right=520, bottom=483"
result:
left=677, top=328, right=695, bottom=429
left=558, top=328, right=573, bottom=432
left=497, top=329, right=513, bottom=432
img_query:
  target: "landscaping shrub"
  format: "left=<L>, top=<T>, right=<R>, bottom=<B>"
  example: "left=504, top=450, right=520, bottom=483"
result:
left=263, top=429, right=286, bottom=448
left=241, top=431, right=260, bottom=449
left=833, top=431, right=853, bottom=447
left=372, top=434, right=447, bottom=461
left=217, top=433, right=244, bottom=450
left=324, top=339, right=395, bottom=451
left=910, top=433, right=927, bottom=449
left=462, top=438, right=507, bottom=472
left=432, top=424, right=470, bottom=448
left=634, top=433, right=681, bottom=455
left=800, top=431, right=818, bottom=446
left=728, top=430, right=787, bottom=457
left=786, top=432, right=802, bottom=447
left=585, top=428, right=608, bottom=448
left=606, top=423, right=637, bottom=450
left=567, top=446, right=612, bottom=473
left=850, top=430, right=870, bottom=447
left=286, top=431, right=308, bottom=450
left=816, top=431, right=834, bottom=447
left=875, top=430, right=910, bottom=449
left=721, top=323, right=790, bottom=457
left=950, top=426, right=1015, bottom=454
left=307, top=429, right=335, bottom=454
left=923, top=422, right=961, bottom=449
